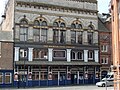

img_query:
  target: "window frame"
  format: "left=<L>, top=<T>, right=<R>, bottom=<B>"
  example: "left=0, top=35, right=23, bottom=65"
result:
left=88, top=51, right=93, bottom=60
left=101, top=45, right=108, bottom=52
left=20, top=49, right=28, bottom=58
left=5, top=72, right=12, bottom=84
left=53, top=50, right=66, bottom=59
left=0, top=72, right=3, bottom=84
left=19, top=27, right=28, bottom=41
left=101, top=57, right=108, bottom=64
left=33, top=49, right=48, bottom=59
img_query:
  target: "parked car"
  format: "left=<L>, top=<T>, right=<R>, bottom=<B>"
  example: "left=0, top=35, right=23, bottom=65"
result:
left=96, top=72, right=114, bottom=87
left=96, top=79, right=114, bottom=87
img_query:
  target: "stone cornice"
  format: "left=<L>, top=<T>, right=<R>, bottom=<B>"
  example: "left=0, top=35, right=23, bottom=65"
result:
left=67, top=0, right=97, bottom=3
left=16, top=0, right=98, bottom=12
left=15, top=9, right=98, bottom=20
left=16, top=1, right=98, bottom=16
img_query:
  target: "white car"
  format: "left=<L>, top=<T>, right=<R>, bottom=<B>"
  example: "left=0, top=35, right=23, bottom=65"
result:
left=96, top=79, right=114, bottom=87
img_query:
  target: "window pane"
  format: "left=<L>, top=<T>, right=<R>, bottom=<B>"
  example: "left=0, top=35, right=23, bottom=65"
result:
left=20, top=20, right=28, bottom=24
left=0, top=73, right=3, bottom=84
left=32, top=72, right=39, bottom=80
left=88, top=51, right=93, bottom=59
left=41, top=29, right=47, bottom=42
left=20, top=49, right=27, bottom=58
left=77, top=52, right=83, bottom=60
left=41, top=72, right=47, bottom=80
left=5, top=73, right=11, bottom=84
left=60, top=22, right=65, bottom=28
left=88, top=32, right=93, bottom=44
left=34, top=20, right=39, bottom=26
left=77, top=24, right=82, bottom=29
left=53, top=50, right=66, bottom=58
left=71, top=23, right=76, bottom=28
left=71, top=52, right=75, bottom=59
left=33, top=49, right=48, bottom=59
left=77, top=32, right=82, bottom=44
left=71, top=31, right=76, bottom=43
left=60, top=30, right=66, bottom=43
left=53, top=30, right=59, bottom=43
left=20, top=27, right=28, bottom=41
left=53, top=22, right=59, bottom=27
left=42, top=21, right=47, bottom=26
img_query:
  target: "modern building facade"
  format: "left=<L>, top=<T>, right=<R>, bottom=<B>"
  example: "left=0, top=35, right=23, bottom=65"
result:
left=0, top=0, right=100, bottom=87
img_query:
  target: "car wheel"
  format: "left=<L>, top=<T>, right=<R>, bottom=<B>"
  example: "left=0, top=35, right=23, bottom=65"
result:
left=102, top=83, right=106, bottom=87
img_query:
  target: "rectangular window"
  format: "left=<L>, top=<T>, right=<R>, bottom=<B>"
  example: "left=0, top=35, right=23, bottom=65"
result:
left=33, top=28, right=40, bottom=42
left=60, top=30, right=66, bottom=43
left=41, top=29, right=47, bottom=43
left=88, top=32, right=93, bottom=44
left=88, top=51, right=93, bottom=60
left=101, top=45, right=108, bottom=52
left=53, top=50, right=66, bottom=58
left=32, top=72, right=39, bottom=80
left=71, top=51, right=83, bottom=60
left=33, top=49, right=48, bottom=59
left=20, top=49, right=27, bottom=58
left=40, top=72, right=47, bottom=80
left=0, top=73, right=3, bottom=84
left=53, top=29, right=59, bottom=43
left=77, top=32, right=83, bottom=44
left=101, top=57, right=108, bottom=64
left=71, top=31, right=76, bottom=43
left=77, top=51, right=83, bottom=60
left=5, top=72, right=11, bottom=84
left=20, top=27, right=28, bottom=41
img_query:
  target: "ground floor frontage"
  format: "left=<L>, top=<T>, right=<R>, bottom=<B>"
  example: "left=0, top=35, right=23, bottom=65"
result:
left=0, top=70, right=13, bottom=88
left=13, top=63, right=100, bottom=88
left=0, top=61, right=101, bottom=88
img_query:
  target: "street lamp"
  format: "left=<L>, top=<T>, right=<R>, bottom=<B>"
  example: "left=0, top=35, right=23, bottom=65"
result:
left=23, top=32, right=26, bottom=88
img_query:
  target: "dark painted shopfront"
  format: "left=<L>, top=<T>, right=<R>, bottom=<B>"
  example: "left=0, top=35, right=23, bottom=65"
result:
left=14, top=61, right=100, bottom=87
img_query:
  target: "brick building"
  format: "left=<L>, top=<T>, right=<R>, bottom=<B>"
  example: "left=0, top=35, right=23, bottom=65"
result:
left=0, top=0, right=100, bottom=87
left=98, top=16, right=112, bottom=79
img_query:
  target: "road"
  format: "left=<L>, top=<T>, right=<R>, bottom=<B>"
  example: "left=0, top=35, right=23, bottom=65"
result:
left=1, top=85, right=114, bottom=90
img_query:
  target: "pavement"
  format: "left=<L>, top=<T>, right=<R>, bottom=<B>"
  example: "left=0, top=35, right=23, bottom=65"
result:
left=0, top=85, right=114, bottom=90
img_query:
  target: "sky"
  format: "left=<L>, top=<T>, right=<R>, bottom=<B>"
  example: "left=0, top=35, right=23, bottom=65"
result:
left=0, top=0, right=110, bottom=22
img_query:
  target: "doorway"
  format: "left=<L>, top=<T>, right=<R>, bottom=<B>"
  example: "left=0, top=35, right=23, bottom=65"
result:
left=71, top=74, right=77, bottom=84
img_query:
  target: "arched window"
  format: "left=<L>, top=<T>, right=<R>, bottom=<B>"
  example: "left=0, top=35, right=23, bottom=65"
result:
left=20, top=19, right=28, bottom=41
left=88, top=32, right=93, bottom=44
left=33, top=17, right=48, bottom=43
left=60, top=22, right=65, bottom=28
left=53, top=22, right=59, bottom=27
left=71, top=21, right=83, bottom=44
left=20, top=19, right=28, bottom=25
left=88, top=25, right=94, bottom=30
left=53, top=19, right=66, bottom=43
left=41, top=21, right=47, bottom=26
left=34, top=20, right=39, bottom=26
left=77, top=24, right=82, bottom=29
left=71, top=23, right=76, bottom=28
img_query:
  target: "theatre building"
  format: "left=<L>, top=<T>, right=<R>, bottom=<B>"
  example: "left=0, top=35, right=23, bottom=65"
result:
left=1, top=0, right=100, bottom=87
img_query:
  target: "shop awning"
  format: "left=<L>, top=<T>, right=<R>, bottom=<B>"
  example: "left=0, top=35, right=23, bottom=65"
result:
left=15, top=61, right=101, bottom=66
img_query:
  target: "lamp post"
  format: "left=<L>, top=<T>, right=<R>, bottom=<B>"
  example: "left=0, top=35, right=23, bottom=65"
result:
left=23, top=32, right=26, bottom=88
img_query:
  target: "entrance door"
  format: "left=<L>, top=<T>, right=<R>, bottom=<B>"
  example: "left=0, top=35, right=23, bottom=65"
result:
left=71, top=74, right=77, bottom=84
left=59, top=72, right=66, bottom=85
left=18, top=75, right=27, bottom=88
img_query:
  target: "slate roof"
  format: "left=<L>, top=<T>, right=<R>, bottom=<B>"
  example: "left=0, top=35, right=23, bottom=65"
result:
left=98, top=17, right=111, bottom=32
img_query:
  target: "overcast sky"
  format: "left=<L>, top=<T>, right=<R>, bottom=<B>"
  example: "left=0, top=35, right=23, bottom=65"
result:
left=0, top=0, right=110, bottom=22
